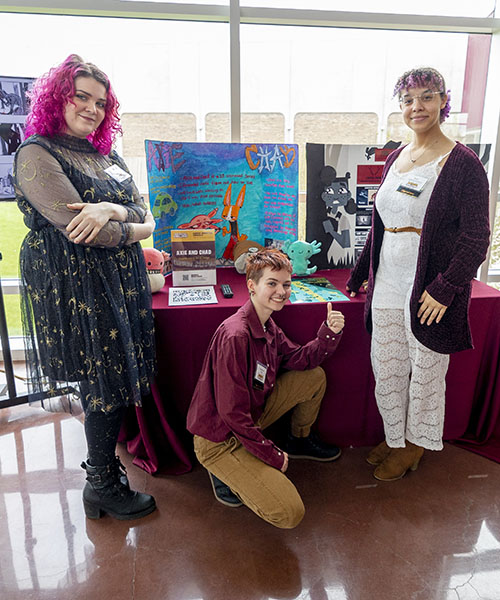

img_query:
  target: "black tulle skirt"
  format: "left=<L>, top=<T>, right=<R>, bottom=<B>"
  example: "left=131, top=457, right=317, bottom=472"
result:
left=19, top=225, right=156, bottom=413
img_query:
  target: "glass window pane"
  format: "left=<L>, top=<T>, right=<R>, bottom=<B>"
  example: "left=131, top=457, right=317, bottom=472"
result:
left=2, top=294, right=22, bottom=337
left=0, top=201, right=27, bottom=278
left=0, top=11, right=230, bottom=262
left=241, top=1, right=496, bottom=18
left=205, top=112, right=285, bottom=142
left=240, top=24, right=491, bottom=193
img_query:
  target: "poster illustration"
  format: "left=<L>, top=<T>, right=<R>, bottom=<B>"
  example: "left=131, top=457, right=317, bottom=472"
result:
left=306, top=142, right=491, bottom=271
left=289, top=277, right=349, bottom=303
left=145, top=141, right=299, bottom=261
left=0, top=75, right=34, bottom=199
left=306, top=142, right=397, bottom=270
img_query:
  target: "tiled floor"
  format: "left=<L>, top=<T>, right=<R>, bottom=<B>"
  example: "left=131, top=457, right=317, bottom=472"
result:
left=2, top=390, right=500, bottom=599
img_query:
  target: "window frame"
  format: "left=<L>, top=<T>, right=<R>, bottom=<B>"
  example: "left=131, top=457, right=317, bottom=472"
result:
left=0, top=0, right=499, bottom=294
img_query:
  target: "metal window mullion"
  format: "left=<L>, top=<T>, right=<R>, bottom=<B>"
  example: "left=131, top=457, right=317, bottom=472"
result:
left=1, top=280, right=21, bottom=295
left=229, top=0, right=241, bottom=143
left=480, top=26, right=500, bottom=282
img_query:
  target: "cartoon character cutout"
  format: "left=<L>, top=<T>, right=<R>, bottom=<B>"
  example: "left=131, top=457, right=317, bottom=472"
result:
left=320, top=166, right=357, bottom=267
left=221, top=183, right=248, bottom=260
left=177, top=208, right=223, bottom=233
left=365, top=141, right=401, bottom=161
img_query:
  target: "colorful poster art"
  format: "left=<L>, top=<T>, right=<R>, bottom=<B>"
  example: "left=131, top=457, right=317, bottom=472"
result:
left=145, top=141, right=299, bottom=261
left=306, top=142, right=491, bottom=271
left=289, top=277, right=349, bottom=303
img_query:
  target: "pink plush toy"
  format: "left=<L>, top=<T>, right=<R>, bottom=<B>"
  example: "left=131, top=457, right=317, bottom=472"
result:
left=143, top=248, right=170, bottom=293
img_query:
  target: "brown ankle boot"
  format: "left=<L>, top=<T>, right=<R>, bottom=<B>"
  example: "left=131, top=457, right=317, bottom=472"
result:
left=373, top=442, right=424, bottom=481
left=366, top=440, right=391, bottom=466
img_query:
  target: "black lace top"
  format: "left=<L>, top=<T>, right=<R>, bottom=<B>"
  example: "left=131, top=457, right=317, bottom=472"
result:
left=14, top=134, right=156, bottom=412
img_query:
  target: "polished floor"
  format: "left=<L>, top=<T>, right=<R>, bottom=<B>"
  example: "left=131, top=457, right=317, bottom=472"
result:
left=2, top=388, right=500, bottom=599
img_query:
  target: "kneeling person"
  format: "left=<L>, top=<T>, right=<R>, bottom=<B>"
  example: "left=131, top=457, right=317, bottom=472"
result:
left=186, top=248, right=345, bottom=528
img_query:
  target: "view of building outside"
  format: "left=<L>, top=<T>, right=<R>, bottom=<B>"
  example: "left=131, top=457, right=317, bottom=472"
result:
left=0, top=14, right=489, bottom=187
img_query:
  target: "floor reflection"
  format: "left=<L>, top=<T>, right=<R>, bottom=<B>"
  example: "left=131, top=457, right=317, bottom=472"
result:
left=1, top=399, right=500, bottom=599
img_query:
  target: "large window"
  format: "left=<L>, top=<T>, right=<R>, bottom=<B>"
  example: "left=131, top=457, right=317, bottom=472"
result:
left=0, top=2, right=499, bottom=354
left=0, top=12, right=229, bottom=348
left=239, top=24, right=491, bottom=198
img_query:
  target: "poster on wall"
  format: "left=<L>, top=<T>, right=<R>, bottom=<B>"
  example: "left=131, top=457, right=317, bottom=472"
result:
left=306, top=142, right=491, bottom=271
left=0, top=75, right=34, bottom=199
left=145, top=140, right=299, bottom=261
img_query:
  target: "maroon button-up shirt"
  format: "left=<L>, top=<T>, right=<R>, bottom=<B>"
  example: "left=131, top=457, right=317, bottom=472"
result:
left=187, top=300, right=342, bottom=470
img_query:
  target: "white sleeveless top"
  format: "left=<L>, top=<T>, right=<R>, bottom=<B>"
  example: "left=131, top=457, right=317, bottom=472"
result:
left=371, top=152, right=450, bottom=309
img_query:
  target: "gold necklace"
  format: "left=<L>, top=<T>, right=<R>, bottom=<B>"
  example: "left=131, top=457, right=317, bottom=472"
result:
left=409, top=140, right=438, bottom=164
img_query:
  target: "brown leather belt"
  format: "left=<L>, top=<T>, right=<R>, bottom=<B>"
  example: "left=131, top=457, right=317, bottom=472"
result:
left=384, top=226, right=422, bottom=235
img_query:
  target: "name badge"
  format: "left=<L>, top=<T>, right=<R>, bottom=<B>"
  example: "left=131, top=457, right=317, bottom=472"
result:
left=253, top=361, right=268, bottom=390
left=104, top=164, right=131, bottom=183
left=397, top=174, right=428, bottom=197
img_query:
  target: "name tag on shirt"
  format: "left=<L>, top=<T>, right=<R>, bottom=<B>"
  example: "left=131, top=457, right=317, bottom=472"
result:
left=253, top=361, right=267, bottom=390
left=104, top=164, right=131, bottom=183
left=397, top=174, right=428, bottom=197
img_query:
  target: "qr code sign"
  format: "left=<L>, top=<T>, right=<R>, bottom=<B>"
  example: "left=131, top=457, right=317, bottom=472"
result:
left=169, top=286, right=217, bottom=306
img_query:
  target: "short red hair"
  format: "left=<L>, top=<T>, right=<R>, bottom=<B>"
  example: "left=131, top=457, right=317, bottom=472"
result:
left=246, top=248, right=292, bottom=283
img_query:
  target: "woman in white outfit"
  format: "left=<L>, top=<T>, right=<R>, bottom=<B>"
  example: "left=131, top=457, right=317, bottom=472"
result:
left=347, top=67, right=490, bottom=481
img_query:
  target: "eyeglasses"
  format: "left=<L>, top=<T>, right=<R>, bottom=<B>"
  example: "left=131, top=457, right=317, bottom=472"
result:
left=399, top=91, right=442, bottom=107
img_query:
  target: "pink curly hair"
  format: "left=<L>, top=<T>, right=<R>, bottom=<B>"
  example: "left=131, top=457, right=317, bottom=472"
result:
left=25, top=54, right=122, bottom=154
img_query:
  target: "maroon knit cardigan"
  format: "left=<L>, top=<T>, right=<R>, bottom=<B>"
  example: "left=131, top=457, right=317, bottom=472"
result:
left=347, top=142, right=491, bottom=354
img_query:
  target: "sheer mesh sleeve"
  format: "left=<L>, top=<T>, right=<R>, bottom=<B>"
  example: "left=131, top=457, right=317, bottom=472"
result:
left=16, top=144, right=129, bottom=248
left=112, top=152, right=148, bottom=223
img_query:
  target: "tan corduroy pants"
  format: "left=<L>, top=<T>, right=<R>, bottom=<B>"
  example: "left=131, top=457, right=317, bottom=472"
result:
left=193, top=367, right=326, bottom=529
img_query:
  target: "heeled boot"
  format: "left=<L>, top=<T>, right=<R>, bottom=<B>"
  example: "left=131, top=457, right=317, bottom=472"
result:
left=373, top=441, right=424, bottom=481
left=111, top=455, right=130, bottom=488
left=366, top=440, right=391, bottom=466
left=81, top=460, right=156, bottom=520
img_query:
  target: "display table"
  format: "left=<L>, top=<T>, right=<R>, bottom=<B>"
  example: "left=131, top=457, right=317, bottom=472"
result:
left=121, top=269, right=500, bottom=474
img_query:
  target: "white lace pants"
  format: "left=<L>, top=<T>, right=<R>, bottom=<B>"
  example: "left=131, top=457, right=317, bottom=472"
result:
left=370, top=307, right=450, bottom=451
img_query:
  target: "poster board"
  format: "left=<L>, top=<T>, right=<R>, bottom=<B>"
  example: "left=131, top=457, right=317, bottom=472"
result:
left=0, top=75, right=34, bottom=199
left=145, top=141, right=299, bottom=262
left=306, top=142, right=491, bottom=270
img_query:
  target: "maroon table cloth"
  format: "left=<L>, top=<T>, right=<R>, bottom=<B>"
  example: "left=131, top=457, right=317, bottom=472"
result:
left=121, top=268, right=500, bottom=474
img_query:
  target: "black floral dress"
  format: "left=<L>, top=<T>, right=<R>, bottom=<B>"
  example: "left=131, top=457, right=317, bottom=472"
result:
left=14, top=134, right=156, bottom=413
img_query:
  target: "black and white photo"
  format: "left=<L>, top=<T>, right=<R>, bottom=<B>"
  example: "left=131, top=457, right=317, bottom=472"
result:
left=0, top=121, right=25, bottom=155
left=0, top=76, right=33, bottom=115
left=0, top=158, right=15, bottom=199
left=356, top=209, right=373, bottom=227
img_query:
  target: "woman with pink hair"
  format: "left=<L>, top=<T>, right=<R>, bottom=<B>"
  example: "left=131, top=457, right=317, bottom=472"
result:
left=15, top=55, right=156, bottom=520
left=347, top=67, right=490, bottom=481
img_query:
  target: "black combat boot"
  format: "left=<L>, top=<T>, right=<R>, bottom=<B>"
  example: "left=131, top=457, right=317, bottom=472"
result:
left=81, top=460, right=156, bottom=520
left=111, top=455, right=130, bottom=488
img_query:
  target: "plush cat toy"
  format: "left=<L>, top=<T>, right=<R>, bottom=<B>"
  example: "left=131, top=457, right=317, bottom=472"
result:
left=143, top=248, right=170, bottom=293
